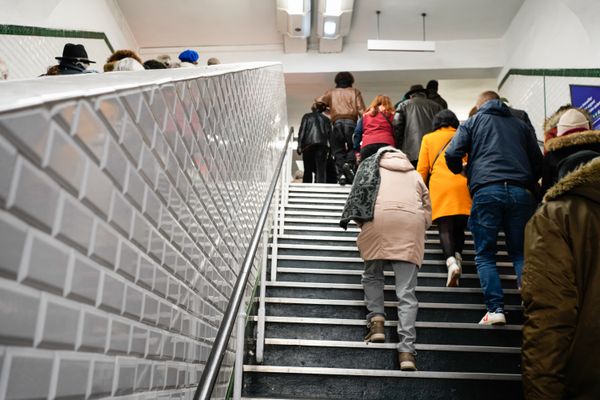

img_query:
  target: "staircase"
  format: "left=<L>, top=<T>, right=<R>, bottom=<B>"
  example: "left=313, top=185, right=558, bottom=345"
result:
left=242, top=183, right=523, bottom=400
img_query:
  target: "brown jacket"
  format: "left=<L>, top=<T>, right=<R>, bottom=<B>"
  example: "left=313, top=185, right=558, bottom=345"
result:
left=357, top=151, right=432, bottom=265
left=522, top=157, right=600, bottom=400
left=315, top=87, right=365, bottom=123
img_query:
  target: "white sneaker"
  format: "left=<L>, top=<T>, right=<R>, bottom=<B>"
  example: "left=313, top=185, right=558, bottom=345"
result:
left=454, top=252, right=463, bottom=267
left=445, top=257, right=461, bottom=287
left=478, top=311, right=506, bottom=325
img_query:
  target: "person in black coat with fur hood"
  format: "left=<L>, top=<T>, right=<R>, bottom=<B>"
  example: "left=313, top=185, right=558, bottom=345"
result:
left=541, top=108, right=600, bottom=195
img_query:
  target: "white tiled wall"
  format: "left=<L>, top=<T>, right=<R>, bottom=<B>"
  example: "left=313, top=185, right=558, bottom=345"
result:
left=0, top=64, right=287, bottom=399
left=500, top=74, right=600, bottom=140
left=0, top=34, right=113, bottom=80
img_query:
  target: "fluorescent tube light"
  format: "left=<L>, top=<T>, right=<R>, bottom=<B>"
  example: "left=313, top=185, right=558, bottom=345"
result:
left=367, top=39, right=436, bottom=52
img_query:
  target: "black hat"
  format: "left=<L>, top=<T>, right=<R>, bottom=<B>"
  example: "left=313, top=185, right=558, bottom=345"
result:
left=56, top=43, right=95, bottom=64
left=405, top=84, right=427, bottom=98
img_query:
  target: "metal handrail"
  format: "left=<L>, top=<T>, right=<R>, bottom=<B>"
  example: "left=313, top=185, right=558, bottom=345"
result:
left=193, top=126, right=294, bottom=400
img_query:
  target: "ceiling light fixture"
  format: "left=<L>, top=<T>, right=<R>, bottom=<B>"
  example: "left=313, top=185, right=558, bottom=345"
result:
left=316, top=0, right=354, bottom=53
left=368, top=11, right=436, bottom=52
left=323, top=20, right=337, bottom=36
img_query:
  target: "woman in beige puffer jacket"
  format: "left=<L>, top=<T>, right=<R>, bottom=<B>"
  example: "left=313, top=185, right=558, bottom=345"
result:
left=347, top=147, right=431, bottom=371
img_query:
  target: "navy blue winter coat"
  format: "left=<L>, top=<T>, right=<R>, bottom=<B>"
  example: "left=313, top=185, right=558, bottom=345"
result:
left=445, top=100, right=543, bottom=195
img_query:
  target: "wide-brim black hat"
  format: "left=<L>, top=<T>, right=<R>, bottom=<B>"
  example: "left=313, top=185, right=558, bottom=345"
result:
left=404, top=84, right=427, bottom=98
left=56, top=43, right=95, bottom=63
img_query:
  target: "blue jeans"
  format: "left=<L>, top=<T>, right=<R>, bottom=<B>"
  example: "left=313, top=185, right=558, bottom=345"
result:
left=469, top=183, right=537, bottom=312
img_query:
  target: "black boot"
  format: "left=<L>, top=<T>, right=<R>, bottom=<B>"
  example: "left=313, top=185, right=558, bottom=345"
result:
left=342, top=163, right=355, bottom=184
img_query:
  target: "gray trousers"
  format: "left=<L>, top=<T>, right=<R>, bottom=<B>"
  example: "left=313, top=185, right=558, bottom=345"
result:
left=362, top=260, right=418, bottom=354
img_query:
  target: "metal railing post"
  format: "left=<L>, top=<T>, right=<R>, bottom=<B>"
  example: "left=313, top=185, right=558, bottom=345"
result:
left=232, top=310, right=246, bottom=400
left=255, top=219, right=270, bottom=363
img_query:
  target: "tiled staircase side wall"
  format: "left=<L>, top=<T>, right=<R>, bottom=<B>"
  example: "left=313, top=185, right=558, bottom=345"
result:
left=500, top=74, right=600, bottom=140
left=0, top=65, right=287, bottom=399
left=0, top=34, right=112, bottom=81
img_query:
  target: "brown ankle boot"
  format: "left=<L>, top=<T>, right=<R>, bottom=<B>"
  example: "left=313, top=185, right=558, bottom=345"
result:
left=398, top=352, right=417, bottom=371
left=364, top=315, right=385, bottom=342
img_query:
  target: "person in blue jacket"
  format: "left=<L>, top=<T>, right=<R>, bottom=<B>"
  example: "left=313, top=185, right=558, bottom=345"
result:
left=445, top=91, right=542, bottom=326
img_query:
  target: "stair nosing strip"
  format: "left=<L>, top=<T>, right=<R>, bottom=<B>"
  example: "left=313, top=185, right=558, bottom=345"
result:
left=242, top=365, right=522, bottom=381
left=266, top=280, right=520, bottom=294
left=261, top=297, right=522, bottom=311
left=275, top=267, right=518, bottom=281
left=263, top=338, right=520, bottom=354
left=250, top=316, right=522, bottom=330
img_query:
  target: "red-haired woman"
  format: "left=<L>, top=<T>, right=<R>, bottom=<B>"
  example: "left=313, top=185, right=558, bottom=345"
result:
left=354, top=95, right=397, bottom=162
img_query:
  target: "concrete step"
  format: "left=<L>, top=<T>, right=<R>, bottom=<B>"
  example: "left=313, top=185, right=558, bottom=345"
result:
left=243, top=366, right=522, bottom=400
left=262, top=297, right=523, bottom=324
left=265, top=281, right=521, bottom=305
left=254, top=339, right=520, bottom=373
left=273, top=267, right=517, bottom=289
left=271, top=259, right=517, bottom=276
left=276, top=234, right=508, bottom=251
left=250, top=316, right=522, bottom=347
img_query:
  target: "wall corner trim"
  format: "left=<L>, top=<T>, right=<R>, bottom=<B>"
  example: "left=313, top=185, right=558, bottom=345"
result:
left=499, top=68, right=600, bottom=90
left=0, top=24, right=114, bottom=53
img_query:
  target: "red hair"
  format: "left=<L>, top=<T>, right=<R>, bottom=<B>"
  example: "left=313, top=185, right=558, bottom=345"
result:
left=366, top=95, right=394, bottom=117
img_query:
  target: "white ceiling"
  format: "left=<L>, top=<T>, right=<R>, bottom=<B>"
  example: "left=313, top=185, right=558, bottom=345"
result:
left=116, top=0, right=523, bottom=132
left=347, top=0, right=525, bottom=43
left=117, top=0, right=525, bottom=49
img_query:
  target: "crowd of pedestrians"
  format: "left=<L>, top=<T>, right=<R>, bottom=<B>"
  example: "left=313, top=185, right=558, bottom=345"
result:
left=0, top=43, right=223, bottom=78
left=327, top=72, right=599, bottom=397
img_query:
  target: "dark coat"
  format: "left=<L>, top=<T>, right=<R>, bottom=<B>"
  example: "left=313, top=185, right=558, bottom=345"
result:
left=522, top=156, right=600, bottom=400
left=393, top=95, right=444, bottom=161
left=445, top=100, right=543, bottom=195
left=427, top=91, right=448, bottom=109
left=297, top=111, right=331, bottom=152
left=540, top=130, right=600, bottom=195
left=57, top=62, right=92, bottom=75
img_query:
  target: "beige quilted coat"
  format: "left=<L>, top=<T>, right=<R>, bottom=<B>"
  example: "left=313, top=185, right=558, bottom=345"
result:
left=356, top=151, right=432, bottom=265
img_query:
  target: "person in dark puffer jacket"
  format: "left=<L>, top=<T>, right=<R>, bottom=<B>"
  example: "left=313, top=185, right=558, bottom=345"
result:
left=297, top=103, right=332, bottom=183
left=445, top=90, right=543, bottom=326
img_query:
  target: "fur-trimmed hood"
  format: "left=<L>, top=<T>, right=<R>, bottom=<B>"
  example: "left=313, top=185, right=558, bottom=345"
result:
left=545, top=130, right=600, bottom=152
left=544, top=156, right=600, bottom=202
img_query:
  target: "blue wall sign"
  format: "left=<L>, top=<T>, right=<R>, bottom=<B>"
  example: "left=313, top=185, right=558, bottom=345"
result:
left=570, top=84, right=600, bottom=130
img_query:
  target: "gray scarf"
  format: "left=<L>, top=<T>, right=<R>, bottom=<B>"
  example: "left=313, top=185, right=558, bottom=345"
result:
left=339, top=147, right=400, bottom=229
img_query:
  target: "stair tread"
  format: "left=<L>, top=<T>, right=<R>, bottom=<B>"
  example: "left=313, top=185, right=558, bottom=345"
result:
left=260, top=297, right=522, bottom=310
left=266, top=280, right=520, bottom=294
left=243, top=365, right=521, bottom=381
left=275, top=267, right=517, bottom=280
left=263, top=338, right=520, bottom=353
left=278, top=234, right=501, bottom=246
left=251, top=315, right=522, bottom=330
left=269, top=254, right=514, bottom=267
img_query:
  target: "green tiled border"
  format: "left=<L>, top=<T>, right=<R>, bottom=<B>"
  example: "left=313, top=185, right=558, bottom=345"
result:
left=0, top=24, right=114, bottom=52
left=499, top=68, right=600, bottom=89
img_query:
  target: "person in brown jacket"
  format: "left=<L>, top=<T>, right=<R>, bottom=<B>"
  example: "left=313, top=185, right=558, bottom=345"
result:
left=315, top=72, right=365, bottom=185
left=340, top=147, right=432, bottom=371
left=522, top=152, right=600, bottom=400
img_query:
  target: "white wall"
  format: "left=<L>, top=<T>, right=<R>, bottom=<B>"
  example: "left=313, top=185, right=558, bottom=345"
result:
left=0, top=0, right=137, bottom=51
left=139, top=38, right=505, bottom=75
left=501, top=0, right=600, bottom=78
left=0, top=0, right=138, bottom=80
